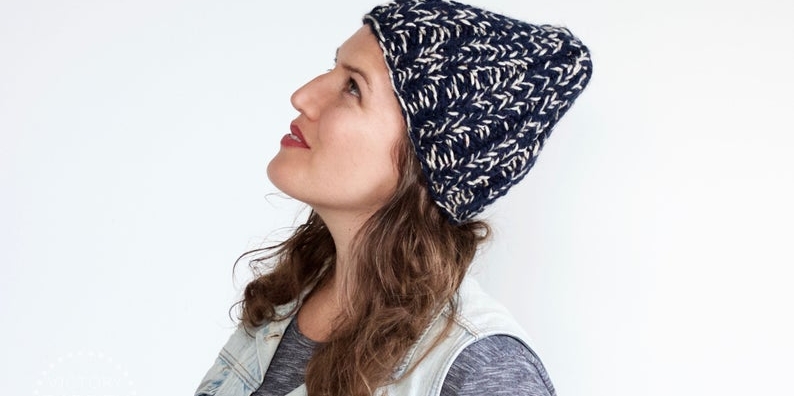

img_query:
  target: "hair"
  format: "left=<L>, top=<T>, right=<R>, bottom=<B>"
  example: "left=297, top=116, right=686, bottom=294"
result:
left=236, top=136, right=491, bottom=395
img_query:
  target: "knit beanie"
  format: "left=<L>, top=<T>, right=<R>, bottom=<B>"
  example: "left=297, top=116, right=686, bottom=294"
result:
left=363, top=0, right=592, bottom=224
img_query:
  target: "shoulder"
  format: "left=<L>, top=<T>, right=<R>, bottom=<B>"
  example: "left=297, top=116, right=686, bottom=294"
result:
left=383, top=278, right=557, bottom=396
left=451, top=277, right=529, bottom=339
left=439, top=279, right=557, bottom=395
left=441, top=335, right=556, bottom=396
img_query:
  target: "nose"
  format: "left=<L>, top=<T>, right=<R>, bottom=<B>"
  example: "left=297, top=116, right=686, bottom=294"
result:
left=290, top=74, right=327, bottom=121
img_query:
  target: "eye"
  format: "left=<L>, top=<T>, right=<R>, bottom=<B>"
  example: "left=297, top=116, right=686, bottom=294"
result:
left=346, top=78, right=361, bottom=98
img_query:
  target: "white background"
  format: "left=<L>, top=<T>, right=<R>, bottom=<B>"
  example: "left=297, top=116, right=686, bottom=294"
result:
left=2, top=0, right=793, bottom=395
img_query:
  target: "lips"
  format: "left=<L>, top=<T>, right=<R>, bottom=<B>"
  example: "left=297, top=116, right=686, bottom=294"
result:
left=281, top=123, right=310, bottom=149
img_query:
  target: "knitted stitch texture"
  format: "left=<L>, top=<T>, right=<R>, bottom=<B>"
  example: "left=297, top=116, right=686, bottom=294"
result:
left=364, top=0, right=592, bottom=223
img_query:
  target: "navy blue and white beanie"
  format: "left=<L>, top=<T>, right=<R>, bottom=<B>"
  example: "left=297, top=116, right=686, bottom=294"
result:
left=363, top=0, right=592, bottom=224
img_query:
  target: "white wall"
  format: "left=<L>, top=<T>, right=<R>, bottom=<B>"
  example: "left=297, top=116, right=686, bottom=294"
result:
left=2, top=0, right=792, bottom=395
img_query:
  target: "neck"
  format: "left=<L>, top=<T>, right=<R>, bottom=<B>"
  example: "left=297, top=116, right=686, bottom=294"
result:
left=314, top=207, right=374, bottom=283
left=296, top=207, right=373, bottom=341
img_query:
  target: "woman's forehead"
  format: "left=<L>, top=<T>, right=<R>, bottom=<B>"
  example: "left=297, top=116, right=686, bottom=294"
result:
left=336, top=26, right=391, bottom=89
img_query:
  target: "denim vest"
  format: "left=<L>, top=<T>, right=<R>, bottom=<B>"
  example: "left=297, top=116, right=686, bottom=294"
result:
left=195, top=277, right=535, bottom=396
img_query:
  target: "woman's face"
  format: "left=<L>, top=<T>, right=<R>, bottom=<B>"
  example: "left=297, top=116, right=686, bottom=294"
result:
left=267, top=26, right=406, bottom=220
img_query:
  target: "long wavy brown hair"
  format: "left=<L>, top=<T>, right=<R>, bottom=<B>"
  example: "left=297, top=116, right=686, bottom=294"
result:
left=236, top=136, right=490, bottom=395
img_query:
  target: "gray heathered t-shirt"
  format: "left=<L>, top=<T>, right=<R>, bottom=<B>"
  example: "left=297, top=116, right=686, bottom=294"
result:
left=251, top=319, right=556, bottom=396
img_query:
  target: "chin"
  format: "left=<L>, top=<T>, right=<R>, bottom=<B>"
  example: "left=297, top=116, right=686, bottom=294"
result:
left=266, top=156, right=309, bottom=205
left=266, top=155, right=292, bottom=195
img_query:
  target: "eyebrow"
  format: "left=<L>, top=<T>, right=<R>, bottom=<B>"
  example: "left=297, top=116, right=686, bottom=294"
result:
left=335, top=48, right=372, bottom=91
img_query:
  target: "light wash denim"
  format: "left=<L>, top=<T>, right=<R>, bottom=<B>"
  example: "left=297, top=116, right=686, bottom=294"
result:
left=195, top=277, right=533, bottom=396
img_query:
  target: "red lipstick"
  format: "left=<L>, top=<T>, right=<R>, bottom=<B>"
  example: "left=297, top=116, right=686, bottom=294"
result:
left=281, top=123, right=310, bottom=149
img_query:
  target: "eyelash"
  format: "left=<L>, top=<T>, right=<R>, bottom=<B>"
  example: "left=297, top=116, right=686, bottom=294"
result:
left=346, top=78, right=361, bottom=98
left=328, top=60, right=361, bottom=99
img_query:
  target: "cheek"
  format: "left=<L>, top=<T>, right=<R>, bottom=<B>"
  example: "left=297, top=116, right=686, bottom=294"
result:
left=328, top=139, right=395, bottom=182
left=324, top=130, right=401, bottom=198
left=358, top=138, right=402, bottom=194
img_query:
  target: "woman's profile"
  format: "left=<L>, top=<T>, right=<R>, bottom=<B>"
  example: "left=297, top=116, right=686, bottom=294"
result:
left=196, top=0, right=591, bottom=395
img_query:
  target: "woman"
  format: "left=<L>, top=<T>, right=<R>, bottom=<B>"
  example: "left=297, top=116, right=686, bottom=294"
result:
left=196, top=0, right=591, bottom=395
